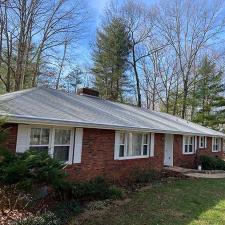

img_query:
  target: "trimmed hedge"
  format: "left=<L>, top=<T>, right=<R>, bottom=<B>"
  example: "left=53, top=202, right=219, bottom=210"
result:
left=199, top=155, right=225, bottom=170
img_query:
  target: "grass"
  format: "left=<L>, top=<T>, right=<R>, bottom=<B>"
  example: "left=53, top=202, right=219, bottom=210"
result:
left=74, top=179, right=225, bottom=225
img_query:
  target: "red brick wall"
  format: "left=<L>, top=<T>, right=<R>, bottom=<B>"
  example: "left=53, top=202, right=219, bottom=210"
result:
left=65, top=129, right=165, bottom=182
left=173, top=135, right=223, bottom=169
left=173, top=135, right=196, bottom=168
left=196, top=137, right=223, bottom=158
left=3, top=123, right=224, bottom=180
left=1, top=123, right=18, bottom=153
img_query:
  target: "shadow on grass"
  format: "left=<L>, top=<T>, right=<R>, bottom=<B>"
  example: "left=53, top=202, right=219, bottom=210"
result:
left=72, top=178, right=225, bottom=225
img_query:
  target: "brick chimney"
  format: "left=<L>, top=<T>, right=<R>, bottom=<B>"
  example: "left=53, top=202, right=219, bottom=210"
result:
left=77, top=87, right=99, bottom=97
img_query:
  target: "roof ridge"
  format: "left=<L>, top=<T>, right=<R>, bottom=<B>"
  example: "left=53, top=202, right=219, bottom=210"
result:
left=0, top=86, right=41, bottom=103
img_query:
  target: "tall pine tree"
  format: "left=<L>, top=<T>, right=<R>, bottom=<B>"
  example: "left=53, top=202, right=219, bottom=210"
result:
left=192, top=57, right=225, bottom=130
left=92, top=18, right=131, bottom=101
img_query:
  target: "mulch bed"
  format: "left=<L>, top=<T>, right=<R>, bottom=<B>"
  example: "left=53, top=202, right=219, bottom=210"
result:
left=0, top=210, right=33, bottom=225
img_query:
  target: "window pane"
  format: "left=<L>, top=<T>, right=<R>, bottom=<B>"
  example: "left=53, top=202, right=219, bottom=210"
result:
left=190, top=137, right=193, bottom=145
left=30, top=146, right=48, bottom=154
left=143, top=145, right=148, bottom=155
left=201, top=138, right=204, bottom=146
left=41, top=128, right=50, bottom=145
left=30, top=128, right=41, bottom=145
left=54, top=129, right=71, bottom=145
left=54, top=146, right=69, bottom=161
left=185, top=145, right=188, bottom=153
left=128, top=133, right=142, bottom=156
left=184, top=137, right=188, bottom=145
left=120, top=132, right=125, bottom=145
left=189, top=145, right=193, bottom=152
left=143, top=134, right=148, bottom=144
left=119, top=145, right=125, bottom=157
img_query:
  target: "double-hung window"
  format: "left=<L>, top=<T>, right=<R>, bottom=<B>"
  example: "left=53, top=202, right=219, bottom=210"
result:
left=119, top=132, right=126, bottom=157
left=53, top=129, right=72, bottom=162
left=142, top=134, right=149, bottom=155
left=212, top=137, right=221, bottom=152
left=30, top=128, right=50, bottom=153
left=29, top=127, right=73, bottom=163
left=199, top=136, right=207, bottom=148
left=117, top=132, right=152, bottom=159
left=183, top=136, right=195, bottom=154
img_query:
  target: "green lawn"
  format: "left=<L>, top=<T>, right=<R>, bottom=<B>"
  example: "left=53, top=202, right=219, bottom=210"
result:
left=78, top=179, right=225, bottom=225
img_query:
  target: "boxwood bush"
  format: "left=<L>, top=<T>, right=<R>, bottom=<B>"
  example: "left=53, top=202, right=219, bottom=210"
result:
left=199, top=155, right=225, bottom=170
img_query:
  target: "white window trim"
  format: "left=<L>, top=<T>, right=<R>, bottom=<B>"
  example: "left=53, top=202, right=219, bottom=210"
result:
left=199, top=136, right=207, bottom=149
left=212, top=137, right=221, bottom=152
left=27, top=125, right=74, bottom=164
left=183, top=135, right=196, bottom=155
left=115, top=131, right=154, bottom=160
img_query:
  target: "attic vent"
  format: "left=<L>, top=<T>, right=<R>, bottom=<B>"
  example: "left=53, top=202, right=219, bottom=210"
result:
left=77, top=88, right=99, bottom=97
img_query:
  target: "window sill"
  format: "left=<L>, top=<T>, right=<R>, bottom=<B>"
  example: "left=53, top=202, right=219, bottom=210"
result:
left=212, top=150, right=219, bottom=153
left=116, top=155, right=150, bottom=160
left=182, top=152, right=194, bottom=155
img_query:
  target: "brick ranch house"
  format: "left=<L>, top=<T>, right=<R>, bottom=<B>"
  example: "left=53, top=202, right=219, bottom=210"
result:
left=0, top=87, right=224, bottom=181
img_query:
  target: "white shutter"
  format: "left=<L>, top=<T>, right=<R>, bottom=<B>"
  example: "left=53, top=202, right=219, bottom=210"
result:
left=195, top=136, right=198, bottom=152
left=205, top=137, right=207, bottom=148
left=68, top=128, right=75, bottom=164
left=16, top=124, right=30, bottom=153
left=219, top=138, right=222, bottom=152
left=114, top=131, right=120, bottom=160
left=73, top=128, right=83, bottom=163
left=182, top=136, right=185, bottom=154
left=212, top=137, right=214, bottom=151
left=150, top=133, right=155, bottom=157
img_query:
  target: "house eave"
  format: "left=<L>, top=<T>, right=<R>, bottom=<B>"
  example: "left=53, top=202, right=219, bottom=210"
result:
left=4, top=114, right=225, bottom=138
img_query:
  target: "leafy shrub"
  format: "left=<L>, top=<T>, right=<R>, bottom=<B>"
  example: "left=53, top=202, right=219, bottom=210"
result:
left=55, top=177, right=123, bottom=201
left=16, top=212, right=61, bottom=225
left=51, top=200, right=81, bottom=224
left=0, top=150, right=66, bottom=191
left=0, top=117, right=7, bottom=144
left=199, top=155, right=225, bottom=170
left=128, top=168, right=161, bottom=184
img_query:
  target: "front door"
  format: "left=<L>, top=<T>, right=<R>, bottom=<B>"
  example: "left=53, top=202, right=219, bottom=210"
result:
left=164, top=134, right=174, bottom=166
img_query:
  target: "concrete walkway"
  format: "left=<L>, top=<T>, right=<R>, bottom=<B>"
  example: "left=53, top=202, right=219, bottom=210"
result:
left=164, top=166, right=225, bottom=179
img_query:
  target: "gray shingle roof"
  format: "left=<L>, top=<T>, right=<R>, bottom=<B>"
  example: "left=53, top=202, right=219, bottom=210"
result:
left=0, top=87, right=224, bottom=137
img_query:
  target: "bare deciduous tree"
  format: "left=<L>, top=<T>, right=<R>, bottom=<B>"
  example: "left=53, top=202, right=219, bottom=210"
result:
left=0, top=0, right=88, bottom=92
left=156, top=0, right=225, bottom=118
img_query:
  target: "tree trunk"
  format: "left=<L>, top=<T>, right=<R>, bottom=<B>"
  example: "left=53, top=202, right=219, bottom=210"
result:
left=181, top=81, right=188, bottom=119
left=132, top=45, right=141, bottom=107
